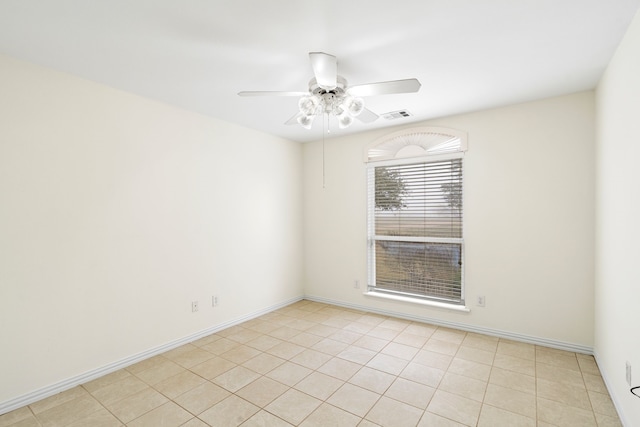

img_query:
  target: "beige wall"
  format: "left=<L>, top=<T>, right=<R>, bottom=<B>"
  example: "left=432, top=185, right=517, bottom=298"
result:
left=0, top=55, right=303, bottom=405
left=303, top=92, right=595, bottom=348
left=595, top=10, right=640, bottom=426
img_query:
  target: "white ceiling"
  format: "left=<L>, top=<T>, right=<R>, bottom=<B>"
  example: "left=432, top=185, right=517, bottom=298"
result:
left=1, top=1, right=639, bottom=143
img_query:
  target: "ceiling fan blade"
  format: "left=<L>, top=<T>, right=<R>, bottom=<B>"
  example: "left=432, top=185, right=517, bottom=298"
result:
left=285, top=112, right=303, bottom=125
left=349, top=78, right=421, bottom=97
left=238, top=91, right=308, bottom=97
left=356, top=108, right=379, bottom=123
left=309, top=52, right=337, bottom=91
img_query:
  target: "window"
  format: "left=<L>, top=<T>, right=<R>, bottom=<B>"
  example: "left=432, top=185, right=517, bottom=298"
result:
left=366, top=128, right=467, bottom=306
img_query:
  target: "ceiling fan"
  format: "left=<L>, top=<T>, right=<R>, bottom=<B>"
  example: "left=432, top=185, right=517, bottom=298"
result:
left=238, top=52, right=421, bottom=129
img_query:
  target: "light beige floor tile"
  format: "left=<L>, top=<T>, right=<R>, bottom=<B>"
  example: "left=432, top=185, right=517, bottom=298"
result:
left=496, top=340, right=535, bottom=361
left=344, top=321, right=375, bottom=334
left=349, top=367, right=395, bottom=394
left=244, top=321, right=280, bottom=335
left=418, top=411, right=466, bottom=426
left=191, top=334, right=221, bottom=348
left=153, top=371, right=206, bottom=400
left=326, top=383, right=381, bottom=417
left=189, top=356, right=236, bottom=379
left=477, top=404, right=535, bottom=427
left=322, top=316, right=352, bottom=329
left=269, top=327, right=302, bottom=341
left=379, top=318, right=410, bottom=331
left=90, top=375, right=148, bottom=405
left=536, top=362, right=585, bottom=388
left=330, top=329, right=364, bottom=345
left=384, top=377, right=435, bottom=409
left=242, top=352, right=286, bottom=374
left=489, top=367, right=535, bottom=395
left=236, top=376, right=289, bottom=407
left=353, top=335, right=389, bottom=352
left=290, top=349, right=333, bottom=370
left=381, top=342, right=419, bottom=360
left=311, top=338, right=349, bottom=356
left=356, top=314, right=387, bottom=326
left=266, top=361, right=312, bottom=386
left=294, top=372, right=344, bottom=400
left=439, top=372, right=487, bottom=402
left=367, top=326, right=400, bottom=340
left=200, top=337, right=241, bottom=355
left=399, top=362, right=445, bottom=388
left=241, top=410, right=294, bottom=426
left=535, top=348, right=580, bottom=371
left=318, top=357, right=362, bottom=381
left=365, top=396, right=423, bottom=427
left=300, top=403, right=361, bottom=427
left=217, top=326, right=245, bottom=338
left=266, top=342, right=306, bottom=360
left=29, top=386, right=89, bottom=414
left=173, top=381, right=230, bottom=415
left=212, top=366, right=260, bottom=392
left=337, top=346, right=377, bottom=365
left=198, top=395, right=259, bottom=427
left=358, top=420, right=382, bottom=427
left=455, top=346, right=495, bottom=366
left=34, top=394, right=105, bottom=427
left=288, top=332, right=323, bottom=348
left=226, top=328, right=262, bottom=344
left=366, top=353, right=408, bottom=376
left=265, top=389, right=322, bottom=425
left=462, top=333, right=498, bottom=353
left=105, top=387, right=167, bottom=423
left=413, top=349, right=453, bottom=371
left=134, top=359, right=186, bottom=386
left=588, top=390, right=618, bottom=417
left=66, top=407, right=123, bottom=427
left=577, top=355, right=600, bottom=376
left=537, top=397, right=597, bottom=427
left=432, top=328, right=466, bottom=345
left=536, top=377, right=591, bottom=410
left=423, top=339, right=460, bottom=356
left=82, top=369, right=131, bottom=393
left=126, top=356, right=168, bottom=375
left=427, top=390, right=481, bottom=427
left=447, top=357, right=491, bottom=382
left=404, top=323, right=437, bottom=337
left=287, top=319, right=317, bottom=331
left=179, top=418, right=209, bottom=427
left=0, top=406, right=36, bottom=427
left=167, top=348, right=215, bottom=368
left=594, top=411, right=623, bottom=427
left=245, top=335, right=283, bottom=351
left=492, top=353, right=535, bottom=376
left=393, top=331, right=429, bottom=348
left=306, top=324, right=339, bottom=337
left=220, top=345, right=262, bottom=364
left=583, top=372, right=608, bottom=393
left=483, top=383, right=536, bottom=419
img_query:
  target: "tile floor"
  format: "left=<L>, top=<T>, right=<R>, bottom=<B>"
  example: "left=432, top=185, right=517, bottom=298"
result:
left=0, top=300, right=622, bottom=427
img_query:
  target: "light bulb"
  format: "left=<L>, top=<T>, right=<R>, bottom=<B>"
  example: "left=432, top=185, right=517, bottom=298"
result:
left=297, top=114, right=315, bottom=129
left=298, top=95, right=319, bottom=116
left=338, top=113, right=353, bottom=129
left=344, top=96, right=364, bottom=117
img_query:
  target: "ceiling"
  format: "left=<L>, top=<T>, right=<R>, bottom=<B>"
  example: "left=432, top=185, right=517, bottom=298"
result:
left=1, top=1, right=639, bottom=143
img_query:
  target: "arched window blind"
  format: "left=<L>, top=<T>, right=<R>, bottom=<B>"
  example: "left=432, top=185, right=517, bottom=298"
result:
left=365, top=127, right=467, bottom=305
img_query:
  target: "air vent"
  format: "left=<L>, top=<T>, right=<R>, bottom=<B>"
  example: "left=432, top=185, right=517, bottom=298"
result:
left=382, top=110, right=413, bottom=120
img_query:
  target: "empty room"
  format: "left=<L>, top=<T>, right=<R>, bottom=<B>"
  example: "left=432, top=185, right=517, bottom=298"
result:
left=1, top=1, right=639, bottom=426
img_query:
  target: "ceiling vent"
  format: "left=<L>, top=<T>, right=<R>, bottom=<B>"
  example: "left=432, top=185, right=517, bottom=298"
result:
left=382, top=110, right=413, bottom=120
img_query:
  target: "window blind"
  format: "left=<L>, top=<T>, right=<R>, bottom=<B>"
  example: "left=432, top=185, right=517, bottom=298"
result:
left=368, top=156, right=464, bottom=304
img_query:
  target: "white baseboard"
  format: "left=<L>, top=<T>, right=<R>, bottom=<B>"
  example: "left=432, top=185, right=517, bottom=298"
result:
left=305, top=294, right=594, bottom=355
left=0, top=295, right=303, bottom=416
left=592, top=349, right=630, bottom=427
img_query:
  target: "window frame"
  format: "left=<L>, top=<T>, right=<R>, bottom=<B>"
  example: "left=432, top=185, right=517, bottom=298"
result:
left=365, top=128, right=467, bottom=310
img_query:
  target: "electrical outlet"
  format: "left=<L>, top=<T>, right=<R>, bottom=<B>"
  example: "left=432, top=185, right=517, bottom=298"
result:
left=192, top=301, right=199, bottom=312
left=477, top=296, right=485, bottom=307
left=626, top=361, right=632, bottom=386
left=212, top=295, right=218, bottom=307
left=354, top=280, right=360, bottom=289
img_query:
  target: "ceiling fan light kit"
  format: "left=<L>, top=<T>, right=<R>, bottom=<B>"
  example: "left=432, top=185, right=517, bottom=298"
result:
left=238, top=52, right=421, bottom=130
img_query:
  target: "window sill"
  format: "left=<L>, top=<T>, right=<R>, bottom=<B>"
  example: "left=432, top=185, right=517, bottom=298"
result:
left=364, top=291, right=471, bottom=312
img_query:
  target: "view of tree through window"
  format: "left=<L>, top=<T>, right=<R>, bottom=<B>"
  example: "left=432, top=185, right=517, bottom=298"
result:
left=371, top=158, right=464, bottom=304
